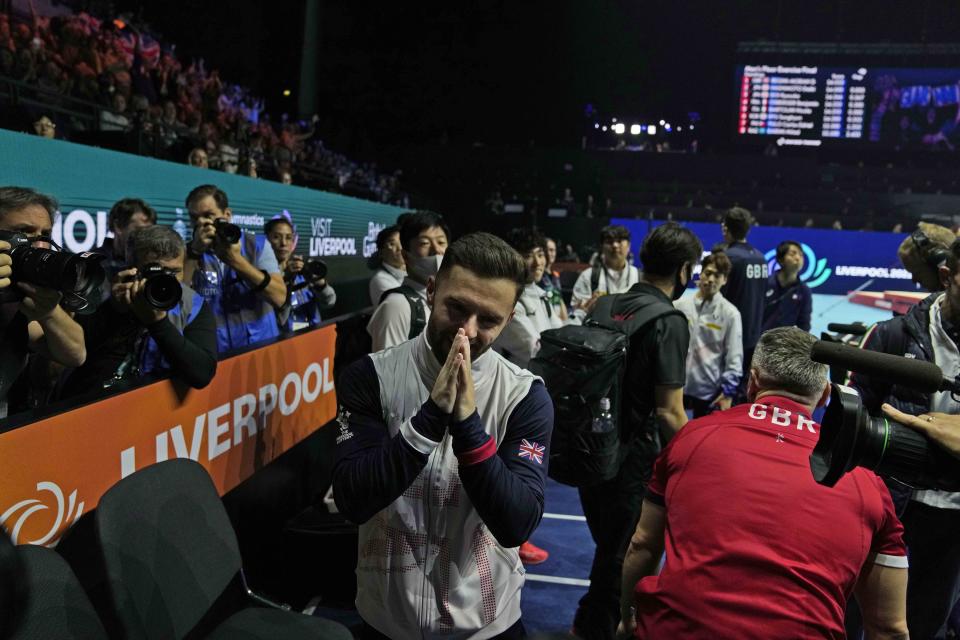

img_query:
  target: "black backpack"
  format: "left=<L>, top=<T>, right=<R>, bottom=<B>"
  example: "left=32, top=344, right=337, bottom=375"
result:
left=333, top=285, right=427, bottom=387
left=529, top=291, right=682, bottom=487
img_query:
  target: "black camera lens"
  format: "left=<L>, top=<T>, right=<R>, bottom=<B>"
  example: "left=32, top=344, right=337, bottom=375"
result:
left=811, top=384, right=960, bottom=491
left=214, top=219, right=242, bottom=244
left=305, top=259, right=327, bottom=280
left=140, top=263, right=182, bottom=311
left=0, top=231, right=105, bottom=312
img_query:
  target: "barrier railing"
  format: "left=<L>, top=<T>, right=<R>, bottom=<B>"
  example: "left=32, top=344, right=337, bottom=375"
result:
left=0, top=312, right=359, bottom=547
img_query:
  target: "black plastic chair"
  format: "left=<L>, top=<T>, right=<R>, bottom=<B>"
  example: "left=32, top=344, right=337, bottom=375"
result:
left=94, top=458, right=351, bottom=640
left=11, top=545, right=108, bottom=640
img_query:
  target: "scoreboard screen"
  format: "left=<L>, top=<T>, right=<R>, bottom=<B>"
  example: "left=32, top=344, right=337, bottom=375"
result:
left=735, top=64, right=960, bottom=150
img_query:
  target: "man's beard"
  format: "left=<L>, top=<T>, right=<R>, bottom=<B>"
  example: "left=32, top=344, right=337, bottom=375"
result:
left=426, top=318, right=486, bottom=365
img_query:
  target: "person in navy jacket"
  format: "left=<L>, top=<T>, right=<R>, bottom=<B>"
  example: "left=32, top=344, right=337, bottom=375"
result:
left=762, top=240, right=812, bottom=332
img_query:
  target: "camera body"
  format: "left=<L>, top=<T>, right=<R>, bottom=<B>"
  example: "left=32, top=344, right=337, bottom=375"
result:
left=811, top=383, right=960, bottom=491
left=139, top=263, right=182, bottom=311
left=304, top=258, right=327, bottom=280
left=0, top=229, right=105, bottom=312
left=214, top=219, right=242, bottom=245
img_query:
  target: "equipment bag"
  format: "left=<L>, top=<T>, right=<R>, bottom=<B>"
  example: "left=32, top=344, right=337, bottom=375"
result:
left=529, top=292, right=681, bottom=486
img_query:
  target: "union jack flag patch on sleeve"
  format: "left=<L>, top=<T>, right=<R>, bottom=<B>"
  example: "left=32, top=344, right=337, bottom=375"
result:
left=518, top=439, right=545, bottom=465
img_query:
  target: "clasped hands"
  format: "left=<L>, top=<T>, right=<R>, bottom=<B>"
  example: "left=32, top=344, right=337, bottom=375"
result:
left=429, top=328, right=477, bottom=423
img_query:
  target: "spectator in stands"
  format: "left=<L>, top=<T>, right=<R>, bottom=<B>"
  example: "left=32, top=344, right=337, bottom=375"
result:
left=240, top=157, right=258, bottom=178
left=571, top=225, right=639, bottom=318
left=280, top=170, right=293, bottom=185
left=367, top=211, right=449, bottom=351
left=265, top=215, right=335, bottom=332
left=99, top=91, right=130, bottom=132
left=675, top=251, right=742, bottom=418
left=719, top=207, right=767, bottom=402
left=367, top=225, right=406, bottom=306
left=31, top=115, right=56, bottom=139
left=898, top=222, right=955, bottom=292
left=540, top=236, right=568, bottom=322
left=849, top=236, right=960, bottom=639
left=183, top=184, right=285, bottom=353
left=574, top=222, right=699, bottom=640
left=94, top=197, right=157, bottom=282
left=618, top=327, right=908, bottom=639
left=333, top=232, right=552, bottom=640
left=61, top=225, right=217, bottom=398
left=0, top=187, right=86, bottom=418
left=762, top=240, right=812, bottom=333
left=187, top=147, right=208, bottom=169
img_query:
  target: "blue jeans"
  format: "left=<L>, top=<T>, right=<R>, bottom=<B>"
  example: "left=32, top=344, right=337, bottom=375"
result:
left=902, top=501, right=960, bottom=640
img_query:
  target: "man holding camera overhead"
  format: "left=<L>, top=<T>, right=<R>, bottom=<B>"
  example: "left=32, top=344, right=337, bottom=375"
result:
left=61, top=225, right=217, bottom=399
left=265, top=214, right=336, bottom=333
left=850, top=236, right=960, bottom=640
left=0, top=186, right=86, bottom=417
left=183, top=184, right=286, bottom=353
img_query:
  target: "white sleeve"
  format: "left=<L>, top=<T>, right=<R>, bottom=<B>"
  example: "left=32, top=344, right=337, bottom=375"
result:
left=570, top=268, right=594, bottom=308
left=493, top=303, right=541, bottom=368
left=368, top=273, right=388, bottom=307
left=367, top=293, right=413, bottom=352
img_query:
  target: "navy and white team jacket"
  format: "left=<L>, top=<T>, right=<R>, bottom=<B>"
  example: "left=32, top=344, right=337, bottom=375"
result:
left=332, top=332, right=554, bottom=640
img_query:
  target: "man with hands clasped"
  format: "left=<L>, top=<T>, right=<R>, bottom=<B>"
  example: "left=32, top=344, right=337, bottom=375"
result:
left=333, top=232, right=554, bottom=640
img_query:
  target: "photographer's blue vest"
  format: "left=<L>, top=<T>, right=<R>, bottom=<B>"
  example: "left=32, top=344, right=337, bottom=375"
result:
left=192, top=232, right=280, bottom=353
left=282, top=273, right=322, bottom=332
left=139, top=285, right=205, bottom=375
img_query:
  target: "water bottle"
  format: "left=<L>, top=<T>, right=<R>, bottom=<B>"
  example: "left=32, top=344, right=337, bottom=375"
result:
left=592, top=397, right=615, bottom=433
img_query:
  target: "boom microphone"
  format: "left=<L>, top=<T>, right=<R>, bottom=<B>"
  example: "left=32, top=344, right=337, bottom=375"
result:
left=810, top=340, right=957, bottom=395
left=826, top=323, right=867, bottom=336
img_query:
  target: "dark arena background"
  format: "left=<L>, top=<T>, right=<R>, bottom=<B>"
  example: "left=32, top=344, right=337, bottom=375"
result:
left=2, top=0, right=960, bottom=638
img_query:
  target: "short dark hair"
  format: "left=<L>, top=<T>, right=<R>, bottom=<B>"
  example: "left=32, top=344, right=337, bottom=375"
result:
left=185, top=184, right=228, bottom=211
left=436, top=232, right=526, bottom=301
left=776, top=240, right=802, bottom=263
left=504, top=227, right=545, bottom=256
left=0, top=186, right=58, bottom=225
left=599, top=224, right=630, bottom=244
left=376, top=225, right=400, bottom=251
left=702, top=251, right=732, bottom=277
left=399, top=210, right=450, bottom=251
left=946, top=238, right=960, bottom=274
left=126, top=224, right=185, bottom=264
left=108, top=198, right=157, bottom=232
left=752, top=327, right=827, bottom=399
left=723, top=207, right=753, bottom=240
left=264, top=217, right=293, bottom=236
left=639, top=222, right=703, bottom=277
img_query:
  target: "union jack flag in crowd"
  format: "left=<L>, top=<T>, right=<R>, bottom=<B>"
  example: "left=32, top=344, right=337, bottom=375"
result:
left=518, top=439, right=545, bottom=465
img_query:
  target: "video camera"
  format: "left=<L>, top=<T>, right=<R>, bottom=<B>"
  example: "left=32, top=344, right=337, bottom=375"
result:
left=0, top=230, right=105, bottom=313
left=809, top=340, right=960, bottom=491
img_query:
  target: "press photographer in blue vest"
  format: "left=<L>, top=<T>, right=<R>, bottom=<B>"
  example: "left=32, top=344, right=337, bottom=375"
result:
left=61, top=225, right=217, bottom=398
left=265, top=215, right=336, bottom=333
left=182, top=184, right=286, bottom=353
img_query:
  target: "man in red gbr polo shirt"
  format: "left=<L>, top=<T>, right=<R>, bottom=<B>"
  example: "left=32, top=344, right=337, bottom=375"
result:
left=617, top=327, right=909, bottom=639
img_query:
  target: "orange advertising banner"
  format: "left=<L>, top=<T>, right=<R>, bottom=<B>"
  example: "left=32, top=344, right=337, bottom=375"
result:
left=0, top=325, right=339, bottom=546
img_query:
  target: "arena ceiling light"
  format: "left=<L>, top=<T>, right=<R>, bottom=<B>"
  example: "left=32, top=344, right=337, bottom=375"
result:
left=612, top=123, right=626, bottom=135
left=630, top=124, right=641, bottom=135
left=647, top=124, right=657, bottom=135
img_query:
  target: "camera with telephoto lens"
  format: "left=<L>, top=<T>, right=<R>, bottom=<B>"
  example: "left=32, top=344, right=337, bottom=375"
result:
left=810, top=383, right=960, bottom=491
left=0, top=229, right=105, bottom=312
left=304, top=258, right=327, bottom=280
left=139, top=262, right=182, bottom=311
left=214, top=218, right=242, bottom=244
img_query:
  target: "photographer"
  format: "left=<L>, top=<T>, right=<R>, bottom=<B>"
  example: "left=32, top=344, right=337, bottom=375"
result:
left=617, top=328, right=908, bottom=640
left=0, top=186, right=86, bottom=418
left=61, top=225, right=217, bottom=398
left=94, top=198, right=157, bottom=282
left=265, top=216, right=336, bottom=332
left=182, top=185, right=285, bottom=353
left=849, top=236, right=960, bottom=639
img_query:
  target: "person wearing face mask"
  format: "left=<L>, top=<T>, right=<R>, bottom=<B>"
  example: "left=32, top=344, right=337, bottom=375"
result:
left=61, top=225, right=217, bottom=398
left=367, top=211, right=449, bottom=352
left=333, top=232, right=553, bottom=640
left=674, top=251, right=743, bottom=418
left=367, top=225, right=407, bottom=306
left=573, top=222, right=701, bottom=640
left=570, top=225, right=640, bottom=320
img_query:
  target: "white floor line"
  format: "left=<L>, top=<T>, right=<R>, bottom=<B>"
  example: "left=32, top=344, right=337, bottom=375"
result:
left=525, top=573, right=591, bottom=587
left=542, top=512, right=587, bottom=521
